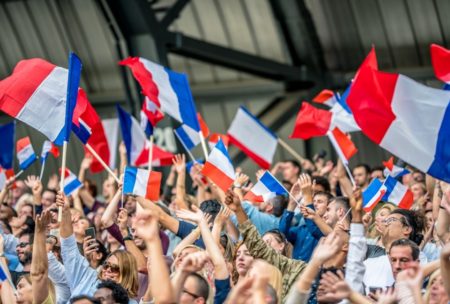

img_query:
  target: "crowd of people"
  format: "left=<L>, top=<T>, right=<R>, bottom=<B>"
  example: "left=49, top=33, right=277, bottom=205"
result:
left=0, top=143, right=449, bottom=304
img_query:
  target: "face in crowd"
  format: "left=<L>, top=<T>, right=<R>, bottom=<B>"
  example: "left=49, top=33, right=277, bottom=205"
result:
left=16, top=233, right=33, bottom=266
left=281, top=161, right=300, bottom=183
left=235, top=243, right=254, bottom=278
left=352, top=165, right=370, bottom=188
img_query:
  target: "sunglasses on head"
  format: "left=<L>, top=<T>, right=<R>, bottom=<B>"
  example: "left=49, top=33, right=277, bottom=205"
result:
left=16, top=242, right=29, bottom=248
left=102, top=262, right=120, bottom=273
left=49, top=208, right=59, bottom=213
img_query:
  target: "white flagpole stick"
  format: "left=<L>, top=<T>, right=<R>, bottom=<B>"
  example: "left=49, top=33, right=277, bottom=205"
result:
left=148, top=135, right=154, bottom=171
left=339, top=207, right=352, bottom=224
left=58, top=141, right=68, bottom=222
left=39, top=159, right=46, bottom=180
left=327, top=132, right=356, bottom=187
left=13, top=170, right=24, bottom=180
left=173, top=130, right=196, bottom=163
left=199, top=131, right=209, bottom=160
left=344, top=162, right=356, bottom=187
left=85, top=143, right=120, bottom=183
left=267, top=171, right=301, bottom=205
left=278, top=138, right=305, bottom=163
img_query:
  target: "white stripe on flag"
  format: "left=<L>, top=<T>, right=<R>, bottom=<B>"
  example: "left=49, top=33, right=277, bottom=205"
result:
left=208, top=147, right=235, bottom=180
left=102, top=119, right=119, bottom=169
left=133, top=168, right=149, bottom=197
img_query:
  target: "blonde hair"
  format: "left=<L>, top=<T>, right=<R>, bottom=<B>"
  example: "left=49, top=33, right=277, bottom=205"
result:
left=423, top=270, right=441, bottom=304
left=107, top=250, right=139, bottom=298
left=249, top=260, right=283, bottom=302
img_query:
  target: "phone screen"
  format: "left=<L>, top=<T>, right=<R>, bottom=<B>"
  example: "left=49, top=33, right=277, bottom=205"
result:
left=85, top=227, right=96, bottom=240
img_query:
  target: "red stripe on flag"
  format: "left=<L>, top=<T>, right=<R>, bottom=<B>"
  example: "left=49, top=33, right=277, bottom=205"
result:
left=201, top=162, right=234, bottom=192
left=289, top=102, right=332, bottom=140
left=197, top=113, right=210, bottom=138
left=210, top=134, right=229, bottom=147
left=382, top=157, right=394, bottom=171
left=119, top=57, right=161, bottom=108
left=431, top=44, right=450, bottom=83
left=0, top=59, right=56, bottom=117
left=313, top=90, right=334, bottom=103
left=243, top=191, right=264, bottom=203
left=228, top=135, right=271, bottom=169
left=398, top=190, right=414, bottom=210
left=145, top=171, right=162, bottom=201
left=331, top=128, right=358, bottom=160
left=16, top=137, right=32, bottom=152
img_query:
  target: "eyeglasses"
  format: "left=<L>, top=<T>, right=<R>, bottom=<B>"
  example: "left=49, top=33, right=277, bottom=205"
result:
left=102, top=262, right=120, bottom=273
left=183, top=289, right=201, bottom=299
left=383, top=216, right=410, bottom=227
left=16, top=242, right=30, bottom=248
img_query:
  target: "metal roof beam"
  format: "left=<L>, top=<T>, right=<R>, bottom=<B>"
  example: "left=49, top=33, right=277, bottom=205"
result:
left=160, top=0, right=191, bottom=29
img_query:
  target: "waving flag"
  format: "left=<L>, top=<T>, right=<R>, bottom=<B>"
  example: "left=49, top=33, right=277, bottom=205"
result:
left=290, top=102, right=359, bottom=140
left=0, top=59, right=71, bottom=145
left=208, top=134, right=229, bottom=150
left=201, top=139, right=235, bottom=191
left=148, top=145, right=174, bottom=167
left=174, top=124, right=201, bottom=151
left=327, top=127, right=358, bottom=165
left=430, top=44, right=450, bottom=84
left=228, top=107, right=277, bottom=169
left=101, top=119, right=119, bottom=170
left=313, top=90, right=339, bottom=107
left=347, top=51, right=450, bottom=183
left=362, top=179, right=387, bottom=212
left=197, top=113, right=210, bottom=138
left=381, top=176, right=414, bottom=209
left=0, top=122, right=15, bottom=170
left=16, top=137, right=37, bottom=171
left=60, top=168, right=82, bottom=196
left=244, top=171, right=288, bottom=203
left=40, top=141, right=60, bottom=164
left=383, top=157, right=409, bottom=179
left=63, top=52, right=82, bottom=142
left=119, top=57, right=200, bottom=132
left=140, top=97, right=164, bottom=137
left=123, top=166, right=162, bottom=201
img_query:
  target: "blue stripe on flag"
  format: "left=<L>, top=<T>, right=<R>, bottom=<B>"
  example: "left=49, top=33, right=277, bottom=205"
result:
left=123, top=166, right=138, bottom=195
left=215, top=139, right=232, bottom=164
left=0, top=122, right=15, bottom=169
left=175, top=126, right=196, bottom=150
left=116, top=105, right=133, bottom=164
left=165, top=68, right=200, bottom=132
left=20, top=154, right=37, bottom=171
left=260, top=172, right=288, bottom=196
left=337, top=83, right=352, bottom=114
left=63, top=52, right=82, bottom=141
left=382, top=176, right=397, bottom=201
left=71, top=123, right=91, bottom=144
left=363, top=178, right=383, bottom=206
left=64, top=178, right=82, bottom=196
left=238, top=106, right=278, bottom=139
left=427, top=102, right=450, bottom=183
left=0, top=264, right=7, bottom=282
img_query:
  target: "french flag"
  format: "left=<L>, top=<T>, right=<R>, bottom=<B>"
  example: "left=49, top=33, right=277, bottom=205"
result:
left=0, top=122, right=15, bottom=170
left=16, top=137, right=37, bottom=171
left=117, top=104, right=148, bottom=166
left=201, top=139, right=235, bottom=192
left=313, top=89, right=339, bottom=107
left=383, top=157, right=409, bottom=179
left=381, top=176, right=414, bottom=209
left=430, top=44, right=450, bottom=85
left=0, top=59, right=71, bottom=145
left=123, top=166, right=162, bottom=201
left=174, top=124, right=201, bottom=151
left=140, top=97, right=164, bottom=137
left=119, top=57, right=200, bottom=132
left=60, top=168, right=82, bottom=196
left=197, top=112, right=210, bottom=138
left=208, top=134, right=229, bottom=150
left=147, top=145, right=174, bottom=167
left=40, top=140, right=60, bottom=164
left=244, top=171, right=288, bottom=203
left=290, top=102, right=359, bottom=140
left=362, top=178, right=387, bottom=212
left=327, top=127, right=358, bottom=165
left=227, top=107, right=277, bottom=169
left=101, top=118, right=119, bottom=170
left=347, top=50, right=450, bottom=183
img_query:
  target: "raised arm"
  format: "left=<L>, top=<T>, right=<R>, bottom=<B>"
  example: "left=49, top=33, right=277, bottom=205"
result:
left=31, top=210, right=53, bottom=304
left=24, top=175, right=43, bottom=212
left=172, top=227, right=200, bottom=258
left=300, top=205, right=333, bottom=235
left=100, top=185, right=122, bottom=228
left=0, top=234, right=17, bottom=304
left=336, top=159, right=353, bottom=197
left=119, top=142, right=128, bottom=176
left=134, top=209, right=175, bottom=304
left=437, top=182, right=450, bottom=241
left=78, top=156, right=93, bottom=182
left=172, top=154, right=188, bottom=210
left=136, top=197, right=180, bottom=234
left=441, top=242, right=450, bottom=297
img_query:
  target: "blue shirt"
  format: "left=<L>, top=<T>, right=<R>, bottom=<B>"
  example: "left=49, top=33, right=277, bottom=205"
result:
left=214, top=278, right=231, bottom=304
left=231, top=202, right=280, bottom=235
left=177, top=220, right=205, bottom=248
left=279, top=209, right=323, bottom=261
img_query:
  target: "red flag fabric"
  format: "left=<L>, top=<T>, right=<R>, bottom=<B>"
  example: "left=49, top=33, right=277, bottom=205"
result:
left=290, top=102, right=332, bottom=139
left=430, top=44, right=450, bottom=84
left=329, top=127, right=358, bottom=162
left=197, top=113, right=210, bottom=138
left=142, top=97, right=164, bottom=126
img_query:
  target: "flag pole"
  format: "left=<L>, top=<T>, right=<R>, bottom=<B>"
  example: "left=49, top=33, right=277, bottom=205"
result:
left=173, top=130, right=196, bottom=163
left=267, top=171, right=301, bottom=205
left=85, top=144, right=120, bottom=183
left=13, top=170, right=24, bottom=180
left=148, top=135, right=154, bottom=171
left=199, top=131, right=209, bottom=160
left=278, top=138, right=305, bottom=164
left=39, top=159, right=46, bottom=181
left=343, top=162, right=356, bottom=187
left=326, top=132, right=356, bottom=187
left=58, top=141, right=68, bottom=222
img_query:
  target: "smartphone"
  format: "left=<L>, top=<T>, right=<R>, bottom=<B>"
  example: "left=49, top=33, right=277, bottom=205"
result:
left=85, top=227, right=96, bottom=240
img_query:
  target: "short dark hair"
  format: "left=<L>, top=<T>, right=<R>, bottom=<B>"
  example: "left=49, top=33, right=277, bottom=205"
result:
left=44, top=189, right=58, bottom=197
left=70, top=295, right=101, bottom=304
left=390, top=209, right=424, bottom=245
left=353, top=164, right=371, bottom=174
left=200, top=200, right=221, bottom=222
left=85, top=179, right=98, bottom=198
left=332, top=197, right=352, bottom=222
left=389, top=238, right=420, bottom=261
left=269, top=195, right=288, bottom=217
left=312, top=175, right=331, bottom=193
left=18, top=231, right=34, bottom=245
left=97, top=280, right=129, bottom=303
left=95, top=240, right=108, bottom=265
left=313, top=191, right=334, bottom=203
left=286, top=160, right=301, bottom=172
left=189, top=273, right=209, bottom=300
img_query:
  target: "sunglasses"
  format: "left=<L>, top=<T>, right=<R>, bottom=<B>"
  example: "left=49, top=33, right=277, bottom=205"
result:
left=16, top=242, right=30, bottom=248
left=49, top=208, right=59, bottom=213
left=102, top=262, right=120, bottom=274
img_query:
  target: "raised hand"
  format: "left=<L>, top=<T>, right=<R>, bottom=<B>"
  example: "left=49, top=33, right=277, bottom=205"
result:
left=25, top=175, right=43, bottom=196
left=396, top=261, right=423, bottom=289
left=289, top=180, right=302, bottom=202
left=80, top=156, right=93, bottom=171
left=234, top=172, right=249, bottom=188
left=319, top=160, right=335, bottom=176
left=300, top=204, right=316, bottom=219
left=350, top=187, right=363, bottom=223
left=311, top=232, right=342, bottom=263
left=35, top=210, right=52, bottom=233
left=172, top=154, right=186, bottom=174
left=117, top=208, right=129, bottom=235
left=133, top=209, right=160, bottom=242
left=255, top=169, right=265, bottom=181
left=224, top=189, right=241, bottom=212
left=319, top=270, right=351, bottom=301
left=376, top=287, right=397, bottom=304
left=119, top=141, right=127, bottom=156
left=56, top=191, right=69, bottom=211
left=47, top=174, right=59, bottom=191
left=179, top=251, right=210, bottom=274
left=214, top=206, right=232, bottom=227
left=298, top=173, right=313, bottom=201
left=83, top=236, right=98, bottom=261
left=175, top=206, right=203, bottom=224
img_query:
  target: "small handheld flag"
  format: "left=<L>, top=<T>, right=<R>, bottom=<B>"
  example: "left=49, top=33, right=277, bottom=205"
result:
left=327, top=127, right=358, bottom=165
left=381, top=176, right=414, bottom=209
left=244, top=171, right=288, bottom=203
left=201, top=139, right=235, bottom=192
left=40, top=141, right=60, bottom=164
left=383, top=157, right=409, bottom=179
left=313, top=89, right=339, bottom=107
left=174, top=124, right=201, bottom=151
left=208, top=134, right=229, bottom=150
left=362, top=179, right=387, bottom=212
left=123, top=166, right=162, bottom=201
left=60, top=168, right=82, bottom=196
left=16, top=137, right=37, bottom=171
